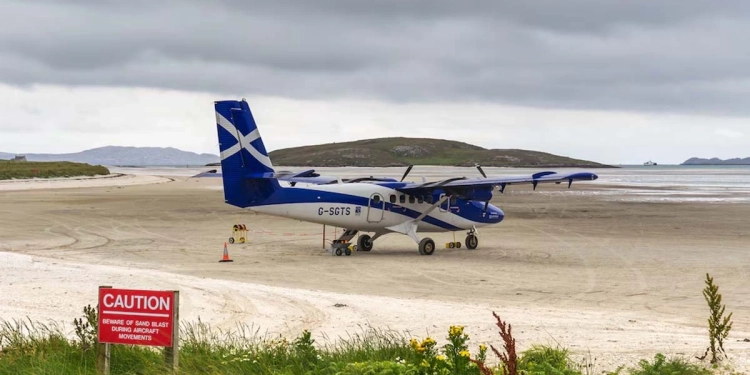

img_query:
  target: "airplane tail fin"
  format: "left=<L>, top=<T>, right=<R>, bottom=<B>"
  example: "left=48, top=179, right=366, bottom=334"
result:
left=214, top=99, right=280, bottom=208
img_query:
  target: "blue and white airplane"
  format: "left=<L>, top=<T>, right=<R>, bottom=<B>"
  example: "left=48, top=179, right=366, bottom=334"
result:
left=213, top=99, right=599, bottom=256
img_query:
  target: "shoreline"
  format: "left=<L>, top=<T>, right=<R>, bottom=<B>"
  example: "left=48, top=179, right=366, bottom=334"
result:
left=0, top=173, right=173, bottom=191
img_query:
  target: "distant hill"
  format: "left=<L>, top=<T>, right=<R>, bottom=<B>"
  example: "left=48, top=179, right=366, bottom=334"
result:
left=682, top=157, right=750, bottom=165
left=0, top=146, right=219, bottom=166
left=266, top=137, right=611, bottom=168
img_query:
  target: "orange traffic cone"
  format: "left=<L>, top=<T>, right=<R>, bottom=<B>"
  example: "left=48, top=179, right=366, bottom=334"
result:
left=219, top=242, right=233, bottom=263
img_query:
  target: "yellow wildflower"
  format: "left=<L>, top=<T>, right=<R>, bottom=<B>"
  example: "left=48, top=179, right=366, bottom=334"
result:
left=459, top=350, right=470, bottom=358
left=479, top=344, right=487, bottom=352
left=449, top=325, right=465, bottom=337
left=410, top=338, right=419, bottom=349
left=437, top=355, right=447, bottom=362
left=422, top=337, right=436, bottom=347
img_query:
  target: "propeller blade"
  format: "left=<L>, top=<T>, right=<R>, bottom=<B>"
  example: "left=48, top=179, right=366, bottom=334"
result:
left=475, top=163, right=487, bottom=178
left=400, top=165, right=414, bottom=182
left=483, top=201, right=489, bottom=213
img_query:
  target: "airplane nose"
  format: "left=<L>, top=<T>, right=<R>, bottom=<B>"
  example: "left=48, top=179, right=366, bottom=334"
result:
left=486, top=206, right=504, bottom=223
left=494, top=207, right=505, bottom=223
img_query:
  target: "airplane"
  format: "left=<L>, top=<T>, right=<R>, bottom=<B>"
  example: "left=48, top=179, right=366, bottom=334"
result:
left=213, top=98, right=599, bottom=256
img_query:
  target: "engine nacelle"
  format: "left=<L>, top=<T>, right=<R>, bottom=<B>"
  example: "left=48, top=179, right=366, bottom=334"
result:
left=460, top=187, right=493, bottom=202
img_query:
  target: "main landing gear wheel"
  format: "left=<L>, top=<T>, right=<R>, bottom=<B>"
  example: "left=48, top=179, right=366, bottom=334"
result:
left=465, top=234, right=478, bottom=250
left=228, top=237, right=235, bottom=244
left=357, top=234, right=373, bottom=251
left=419, top=238, right=436, bottom=256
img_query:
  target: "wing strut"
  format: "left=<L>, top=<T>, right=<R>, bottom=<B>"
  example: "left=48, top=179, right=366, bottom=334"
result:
left=385, top=194, right=451, bottom=243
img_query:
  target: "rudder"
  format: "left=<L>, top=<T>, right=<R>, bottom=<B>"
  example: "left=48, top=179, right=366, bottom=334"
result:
left=215, top=99, right=280, bottom=208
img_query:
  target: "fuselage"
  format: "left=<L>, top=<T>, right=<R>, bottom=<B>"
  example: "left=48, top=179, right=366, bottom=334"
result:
left=244, top=181, right=504, bottom=233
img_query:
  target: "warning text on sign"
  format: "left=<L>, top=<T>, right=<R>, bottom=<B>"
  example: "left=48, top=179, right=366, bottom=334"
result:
left=98, top=288, right=175, bottom=347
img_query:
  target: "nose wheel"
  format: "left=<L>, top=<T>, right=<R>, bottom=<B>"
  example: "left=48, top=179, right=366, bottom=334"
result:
left=465, top=229, right=479, bottom=250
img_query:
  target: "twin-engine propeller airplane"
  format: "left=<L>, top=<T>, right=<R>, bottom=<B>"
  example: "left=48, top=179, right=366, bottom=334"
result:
left=214, top=99, right=599, bottom=256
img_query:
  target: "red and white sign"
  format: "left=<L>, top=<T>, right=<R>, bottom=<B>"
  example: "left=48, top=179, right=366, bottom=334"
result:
left=98, top=288, right=175, bottom=347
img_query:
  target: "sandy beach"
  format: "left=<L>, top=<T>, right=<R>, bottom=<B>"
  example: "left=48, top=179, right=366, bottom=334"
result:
left=1, top=167, right=748, bottom=371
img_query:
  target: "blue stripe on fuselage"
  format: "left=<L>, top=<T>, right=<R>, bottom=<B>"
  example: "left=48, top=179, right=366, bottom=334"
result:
left=249, top=185, right=503, bottom=230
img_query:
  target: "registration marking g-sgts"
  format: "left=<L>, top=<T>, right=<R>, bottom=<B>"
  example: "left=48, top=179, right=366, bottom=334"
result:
left=318, top=207, right=351, bottom=216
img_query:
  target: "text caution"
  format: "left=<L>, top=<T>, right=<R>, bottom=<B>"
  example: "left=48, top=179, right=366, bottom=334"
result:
left=98, top=288, right=175, bottom=347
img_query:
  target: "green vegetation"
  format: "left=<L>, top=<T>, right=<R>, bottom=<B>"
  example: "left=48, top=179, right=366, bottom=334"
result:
left=618, top=354, right=713, bottom=375
left=0, top=307, right=737, bottom=375
left=0, top=160, right=109, bottom=180
left=698, top=273, right=733, bottom=364
left=267, top=137, right=612, bottom=168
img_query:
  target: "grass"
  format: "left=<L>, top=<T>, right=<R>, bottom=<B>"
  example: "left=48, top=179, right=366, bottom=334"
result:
left=0, top=311, right=738, bottom=375
left=0, top=160, right=110, bottom=180
left=267, top=137, right=612, bottom=168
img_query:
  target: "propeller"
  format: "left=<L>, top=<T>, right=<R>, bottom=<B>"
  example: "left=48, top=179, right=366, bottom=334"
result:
left=474, top=164, right=491, bottom=214
left=475, top=163, right=487, bottom=178
left=400, top=164, right=414, bottom=182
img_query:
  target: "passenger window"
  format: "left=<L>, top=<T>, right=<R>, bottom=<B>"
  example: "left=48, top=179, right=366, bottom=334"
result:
left=390, top=194, right=396, bottom=203
left=409, top=196, right=415, bottom=203
left=399, top=195, right=406, bottom=203
left=417, top=196, right=424, bottom=204
left=373, top=195, right=380, bottom=203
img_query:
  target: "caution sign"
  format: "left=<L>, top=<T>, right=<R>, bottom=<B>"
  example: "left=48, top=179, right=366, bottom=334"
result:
left=97, top=288, right=175, bottom=347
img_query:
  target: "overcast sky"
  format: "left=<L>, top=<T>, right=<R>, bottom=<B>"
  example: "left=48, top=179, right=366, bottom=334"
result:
left=1, top=1, right=749, bottom=165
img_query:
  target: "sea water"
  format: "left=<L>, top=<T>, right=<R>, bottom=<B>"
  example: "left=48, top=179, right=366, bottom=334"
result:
left=110, top=165, right=750, bottom=204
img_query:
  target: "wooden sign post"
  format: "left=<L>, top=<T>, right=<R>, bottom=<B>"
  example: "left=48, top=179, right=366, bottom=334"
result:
left=97, top=286, right=180, bottom=374
left=97, top=286, right=112, bottom=375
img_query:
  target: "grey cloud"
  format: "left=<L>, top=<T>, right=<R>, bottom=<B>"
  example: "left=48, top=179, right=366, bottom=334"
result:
left=1, top=0, right=750, bottom=115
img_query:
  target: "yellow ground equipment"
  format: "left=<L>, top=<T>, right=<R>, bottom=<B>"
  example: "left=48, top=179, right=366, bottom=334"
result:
left=331, top=239, right=355, bottom=256
left=228, top=224, right=247, bottom=244
left=445, top=232, right=461, bottom=248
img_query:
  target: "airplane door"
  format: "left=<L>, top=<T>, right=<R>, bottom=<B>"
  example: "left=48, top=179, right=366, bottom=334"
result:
left=367, top=193, right=384, bottom=222
left=439, top=193, right=449, bottom=212
left=437, top=193, right=458, bottom=225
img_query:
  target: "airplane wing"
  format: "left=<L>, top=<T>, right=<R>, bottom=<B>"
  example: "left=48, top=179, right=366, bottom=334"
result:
left=395, top=171, right=599, bottom=195
left=193, top=167, right=598, bottom=191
